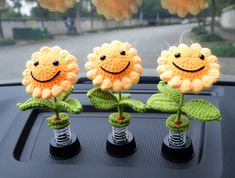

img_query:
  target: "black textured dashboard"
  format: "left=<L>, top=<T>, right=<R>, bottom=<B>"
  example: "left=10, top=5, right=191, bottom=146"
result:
left=0, top=77, right=234, bottom=178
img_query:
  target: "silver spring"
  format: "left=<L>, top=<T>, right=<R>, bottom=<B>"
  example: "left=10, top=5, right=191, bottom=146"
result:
left=53, top=125, right=72, bottom=145
left=168, top=130, right=187, bottom=147
left=112, top=126, right=129, bottom=143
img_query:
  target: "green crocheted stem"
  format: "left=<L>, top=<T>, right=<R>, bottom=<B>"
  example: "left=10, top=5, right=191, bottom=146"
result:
left=109, top=112, right=131, bottom=127
left=166, top=114, right=190, bottom=132
left=47, top=113, right=70, bottom=129
left=176, top=92, right=184, bottom=122
left=117, top=91, right=123, bottom=117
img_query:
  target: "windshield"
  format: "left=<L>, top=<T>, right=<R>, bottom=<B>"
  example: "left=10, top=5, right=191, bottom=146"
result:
left=0, top=0, right=234, bottom=84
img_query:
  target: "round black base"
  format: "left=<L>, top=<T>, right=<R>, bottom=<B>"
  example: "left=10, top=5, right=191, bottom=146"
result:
left=49, top=133, right=81, bottom=160
left=161, top=135, right=194, bottom=162
left=106, top=131, right=136, bottom=158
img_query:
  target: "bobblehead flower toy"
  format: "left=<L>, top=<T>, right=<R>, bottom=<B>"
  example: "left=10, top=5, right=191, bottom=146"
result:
left=17, top=46, right=82, bottom=159
left=147, top=43, right=221, bottom=162
left=161, top=0, right=208, bottom=17
left=39, top=0, right=79, bottom=13
left=92, top=0, right=142, bottom=21
left=86, top=40, right=145, bottom=157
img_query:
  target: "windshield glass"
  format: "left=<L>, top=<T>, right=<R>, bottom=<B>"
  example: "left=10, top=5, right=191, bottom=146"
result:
left=0, top=0, right=234, bottom=83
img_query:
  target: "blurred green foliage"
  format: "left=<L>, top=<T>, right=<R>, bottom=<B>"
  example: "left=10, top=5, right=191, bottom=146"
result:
left=211, top=43, right=235, bottom=57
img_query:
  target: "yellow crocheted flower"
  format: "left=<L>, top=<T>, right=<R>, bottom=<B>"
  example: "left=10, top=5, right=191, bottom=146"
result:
left=156, top=43, right=220, bottom=93
left=161, top=0, right=208, bottom=17
left=22, top=46, right=79, bottom=99
left=85, top=40, right=142, bottom=92
left=39, top=0, right=79, bottom=13
left=92, top=0, right=142, bottom=21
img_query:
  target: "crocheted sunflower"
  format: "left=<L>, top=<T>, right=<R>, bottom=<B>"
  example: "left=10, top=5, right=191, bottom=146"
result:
left=85, top=40, right=142, bottom=92
left=39, top=0, right=79, bottom=13
left=156, top=43, right=220, bottom=94
left=22, top=46, right=79, bottom=99
left=18, top=46, right=82, bottom=129
left=161, top=0, right=208, bottom=17
left=92, top=0, right=142, bottom=21
left=147, top=43, right=221, bottom=132
left=86, top=40, right=145, bottom=127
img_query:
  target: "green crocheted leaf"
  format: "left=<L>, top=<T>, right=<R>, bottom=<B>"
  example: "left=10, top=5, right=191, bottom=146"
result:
left=146, top=93, right=179, bottom=112
left=114, top=93, right=131, bottom=100
left=57, top=98, right=82, bottom=114
left=87, top=87, right=118, bottom=110
left=157, top=81, right=181, bottom=104
left=119, top=98, right=146, bottom=113
left=57, top=87, right=74, bottom=101
left=17, top=97, right=56, bottom=111
left=182, top=99, right=221, bottom=121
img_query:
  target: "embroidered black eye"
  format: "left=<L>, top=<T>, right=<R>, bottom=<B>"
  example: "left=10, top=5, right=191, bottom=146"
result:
left=53, top=60, right=59, bottom=66
left=34, top=61, right=39, bottom=66
left=100, top=55, right=106, bottom=60
left=199, top=54, right=205, bottom=60
left=120, top=50, right=126, bottom=55
left=174, top=53, right=181, bottom=58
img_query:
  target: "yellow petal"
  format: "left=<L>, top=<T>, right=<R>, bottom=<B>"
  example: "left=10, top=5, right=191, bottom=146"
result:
left=66, top=72, right=78, bottom=84
left=156, top=65, right=168, bottom=75
left=129, top=71, right=140, bottom=84
left=112, top=80, right=122, bottom=92
left=52, top=85, right=62, bottom=97
left=101, top=79, right=112, bottom=91
left=68, top=63, right=79, bottom=73
left=133, top=56, right=142, bottom=64
left=93, top=75, right=103, bottom=86
left=60, top=80, right=72, bottom=92
left=133, top=64, right=142, bottom=74
left=22, top=78, right=31, bottom=86
left=192, top=78, right=203, bottom=93
left=201, top=75, right=213, bottom=88
left=33, top=87, right=42, bottom=98
left=122, top=77, right=133, bottom=90
left=87, top=54, right=96, bottom=61
left=207, top=55, right=218, bottom=63
left=26, top=83, right=34, bottom=94
left=179, top=79, right=192, bottom=93
left=42, top=88, right=51, bottom=99
left=160, top=71, right=173, bottom=82
left=87, top=69, right=97, bottom=80
left=168, top=76, right=182, bottom=88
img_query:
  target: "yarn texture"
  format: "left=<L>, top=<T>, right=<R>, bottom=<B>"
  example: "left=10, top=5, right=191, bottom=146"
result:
left=92, top=0, right=142, bottom=21
left=161, top=0, right=208, bottom=17
left=156, top=43, right=220, bottom=94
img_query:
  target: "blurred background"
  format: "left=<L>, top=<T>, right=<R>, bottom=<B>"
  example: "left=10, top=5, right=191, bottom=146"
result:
left=0, top=0, right=234, bottom=82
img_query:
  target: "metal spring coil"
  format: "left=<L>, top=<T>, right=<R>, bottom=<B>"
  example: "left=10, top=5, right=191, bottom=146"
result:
left=53, top=125, right=72, bottom=145
left=168, top=130, right=186, bottom=147
left=112, top=126, right=129, bottom=143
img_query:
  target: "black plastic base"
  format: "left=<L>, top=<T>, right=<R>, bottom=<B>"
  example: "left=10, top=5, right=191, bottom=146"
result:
left=106, top=131, right=136, bottom=157
left=49, top=133, right=81, bottom=160
left=161, top=135, right=194, bottom=162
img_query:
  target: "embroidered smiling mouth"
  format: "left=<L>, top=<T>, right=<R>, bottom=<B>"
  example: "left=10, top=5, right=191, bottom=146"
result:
left=173, top=62, right=205, bottom=73
left=31, top=71, right=61, bottom=83
left=101, top=61, right=130, bottom=74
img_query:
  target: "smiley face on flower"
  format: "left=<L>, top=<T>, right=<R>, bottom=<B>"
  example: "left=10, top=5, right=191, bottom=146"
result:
left=22, top=46, right=79, bottom=99
left=85, top=40, right=142, bottom=92
left=156, top=43, right=220, bottom=93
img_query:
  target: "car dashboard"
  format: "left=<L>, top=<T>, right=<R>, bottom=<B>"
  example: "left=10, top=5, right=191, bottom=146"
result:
left=0, top=76, right=234, bottom=178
